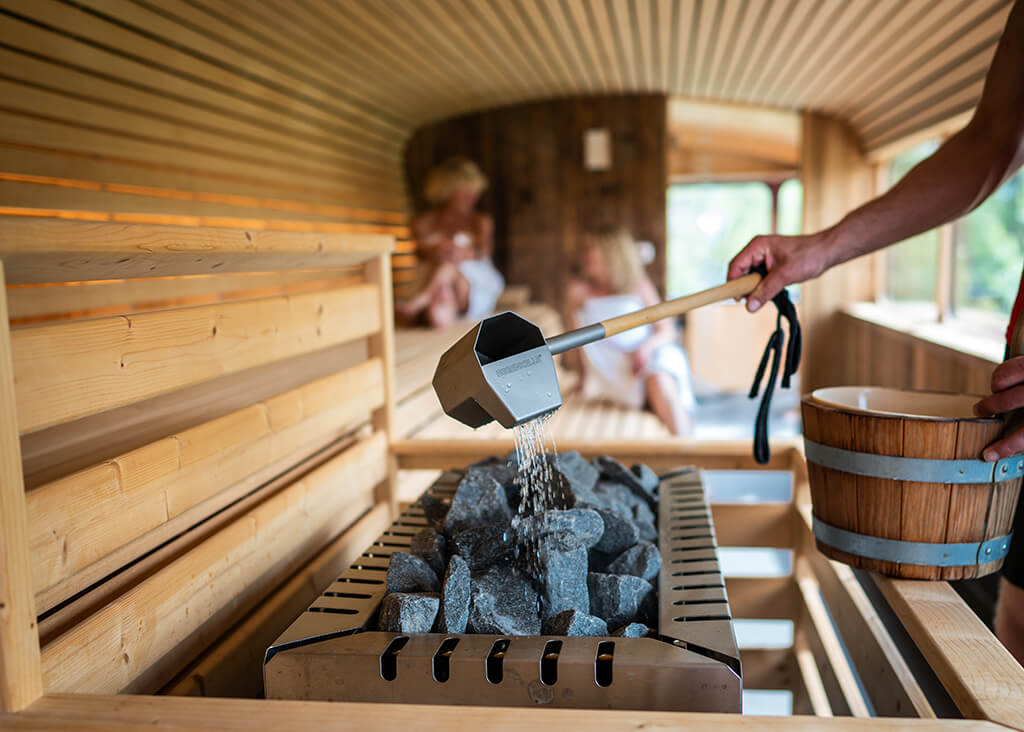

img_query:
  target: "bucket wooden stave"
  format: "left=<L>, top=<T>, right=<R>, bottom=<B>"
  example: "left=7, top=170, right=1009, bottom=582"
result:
left=802, top=387, right=1022, bottom=580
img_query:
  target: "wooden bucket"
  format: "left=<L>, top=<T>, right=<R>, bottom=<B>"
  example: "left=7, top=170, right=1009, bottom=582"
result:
left=802, top=386, right=1022, bottom=580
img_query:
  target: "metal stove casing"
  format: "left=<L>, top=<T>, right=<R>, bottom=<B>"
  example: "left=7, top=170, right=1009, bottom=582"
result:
left=264, top=467, right=742, bottom=712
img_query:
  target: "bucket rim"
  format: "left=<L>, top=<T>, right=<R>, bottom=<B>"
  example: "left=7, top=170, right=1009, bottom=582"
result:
left=804, top=386, right=1001, bottom=423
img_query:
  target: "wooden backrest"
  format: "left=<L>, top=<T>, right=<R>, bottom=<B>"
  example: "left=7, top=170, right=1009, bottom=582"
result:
left=0, top=218, right=396, bottom=700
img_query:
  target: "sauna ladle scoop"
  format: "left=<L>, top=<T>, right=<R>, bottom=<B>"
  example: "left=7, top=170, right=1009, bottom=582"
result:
left=432, top=272, right=763, bottom=428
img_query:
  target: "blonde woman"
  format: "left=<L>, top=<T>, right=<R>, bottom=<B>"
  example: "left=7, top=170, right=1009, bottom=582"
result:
left=398, top=157, right=505, bottom=328
left=566, top=227, right=696, bottom=436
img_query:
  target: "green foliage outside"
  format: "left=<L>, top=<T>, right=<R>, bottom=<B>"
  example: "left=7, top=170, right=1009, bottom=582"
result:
left=954, top=172, right=1024, bottom=316
left=884, top=140, right=939, bottom=302
left=666, top=180, right=803, bottom=296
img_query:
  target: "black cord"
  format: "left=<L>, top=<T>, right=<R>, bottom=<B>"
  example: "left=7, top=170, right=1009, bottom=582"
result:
left=747, top=264, right=802, bottom=464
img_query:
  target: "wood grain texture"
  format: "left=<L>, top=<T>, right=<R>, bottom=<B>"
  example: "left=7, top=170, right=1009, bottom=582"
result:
left=1, top=693, right=1009, bottom=732
left=873, top=574, right=1024, bottom=729
left=12, top=283, right=380, bottom=433
left=39, top=432, right=387, bottom=695
left=0, top=262, right=43, bottom=711
left=26, top=358, right=384, bottom=602
left=164, top=502, right=392, bottom=698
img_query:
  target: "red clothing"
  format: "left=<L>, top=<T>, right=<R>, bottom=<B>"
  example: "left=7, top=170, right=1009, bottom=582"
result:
left=1009, top=270, right=1024, bottom=344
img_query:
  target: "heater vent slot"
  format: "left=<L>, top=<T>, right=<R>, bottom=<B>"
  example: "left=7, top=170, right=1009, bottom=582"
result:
left=432, top=638, right=460, bottom=682
left=380, top=636, right=409, bottom=681
left=486, top=639, right=510, bottom=684
left=540, top=640, right=562, bottom=686
left=595, top=642, right=615, bottom=687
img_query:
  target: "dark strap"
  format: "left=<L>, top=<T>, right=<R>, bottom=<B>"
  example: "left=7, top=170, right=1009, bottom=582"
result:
left=747, top=264, right=802, bottom=464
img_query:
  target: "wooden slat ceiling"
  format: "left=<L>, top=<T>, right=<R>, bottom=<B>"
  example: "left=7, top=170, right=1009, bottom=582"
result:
left=3, top=0, right=1008, bottom=155
left=75, top=0, right=1005, bottom=154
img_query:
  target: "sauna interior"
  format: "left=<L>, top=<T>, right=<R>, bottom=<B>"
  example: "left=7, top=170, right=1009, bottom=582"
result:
left=1, top=1, right=1023, bottom=730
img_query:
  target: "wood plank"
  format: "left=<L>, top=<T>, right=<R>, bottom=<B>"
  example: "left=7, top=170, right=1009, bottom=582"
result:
left=164, top=502, right=392, bottom=698
left=795, top=628, right=834, bottom=717
left=12, top=283, right=380, bottom=433
left=364, top=253, right=398, bottom=515
left=796, top=561, right=872, bottom=717
left=27, top=358, right=383, bottom=602
left=36, top=431, right=362, bottom=645
left=712, top=502, right=794, bottom=548
left=4, top=693, right=1009, bottom=731
left=726, top=576, right=799, bottom=621
left=6, top=269, right=361, bottom=324
left=872, top=574, right=1024, bottom=729
left=0, top=262, right=42, bottom=712
left=797, top=506, right=933, bottom=717
left=39, top=433, right=387, bottom=695
left=0, top=219, right=392, bottom=283
left=740, top=648, right=796, bottom=691
left=392, top=439, right=801, bottom=472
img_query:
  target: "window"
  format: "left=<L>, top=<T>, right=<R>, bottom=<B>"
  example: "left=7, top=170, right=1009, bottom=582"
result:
left=666, top=180, right=802, bottom=296
left=953, top=171, right=1024, bottom=318
left=883, top=140, right=940, bottom=303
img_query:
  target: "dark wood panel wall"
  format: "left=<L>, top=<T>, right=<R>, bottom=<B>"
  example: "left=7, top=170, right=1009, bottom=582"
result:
left=404, top=94, right=668, bottom=309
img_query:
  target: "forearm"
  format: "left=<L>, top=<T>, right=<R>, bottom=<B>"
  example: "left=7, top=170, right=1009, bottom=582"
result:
left=825, top=125, right=1020, bottom=268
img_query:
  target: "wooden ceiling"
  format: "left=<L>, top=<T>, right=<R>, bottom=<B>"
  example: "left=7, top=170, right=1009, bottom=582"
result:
left=116, top=0, right=1010, bottom=154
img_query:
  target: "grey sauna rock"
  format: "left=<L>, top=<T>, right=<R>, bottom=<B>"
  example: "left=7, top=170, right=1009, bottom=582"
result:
left=378, top=592, right=440, bottom=634
left=588, top=548, right=616, bottom=574
left=611, top=622, right=650, bottom=639
left=467, top=567, right=541, bottom=636
left=436, top=555, right=471, bottom=634
left=588, top=504, right=640, bottom=555
left=419, top=492, right=451, bottom=531
left=410, top=527, right=449, bottom=577
left=452, top=524, right=516, bottom=571
left=551, top=450, right=600, bottom=498
left=534, top=535, right=589, bottom=619
left=631, top=463, right=660, bottom=497
left=590, top=481, right=634, bottom=514
left=631, top=499, right=656, bottom=527
left=542, top=609, right=608, bottom=637
left=516, top=508, right=604, bottom=549
left=635, top=518, right=658, bottom=544
left=595, top=456, right=658, bottom=511
left=588, top=572, right=654, bottom=629
left=608, top=541, right=662, bottom=581
left=386, top=551, right=440, bottom=594
left=444, top=469, right=513, bottom=536
left=637, top=587, right=658, bottom=626
left=470, top=456, right=520, bottom=505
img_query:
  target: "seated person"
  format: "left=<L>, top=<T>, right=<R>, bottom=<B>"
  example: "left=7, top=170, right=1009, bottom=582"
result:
left=397, top=157, right=505, bottom=328
left=566, top=226, right=696, bottom=437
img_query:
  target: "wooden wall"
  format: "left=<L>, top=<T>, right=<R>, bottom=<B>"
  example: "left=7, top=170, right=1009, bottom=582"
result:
left=0, top=0, right=413, bottom=302
left=825, top=312, right=996, bottom=396
left=798, top=112, right=878, bottom=393
left=404, top=94, right=668, bottom=308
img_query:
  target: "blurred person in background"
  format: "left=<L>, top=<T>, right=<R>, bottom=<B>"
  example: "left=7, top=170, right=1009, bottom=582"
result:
left=566, top=226, right=697, bottom=436
left=398, top=157, right=505, bottom=329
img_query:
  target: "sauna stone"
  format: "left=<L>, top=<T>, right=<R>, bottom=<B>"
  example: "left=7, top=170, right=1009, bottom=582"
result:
left=516, top=508, right=604, bottom=549
left=469, top=456, right=520, bottom=507
left=611, top=622, right=651, bottom=638
left=534, top=535, right=590, bottom=620
left=436, top=555, right=471, bottom=634
left=452, top=524, right=516, bottom=570
left=635, top=518, right=658, bottom=544
left=630, top=463, right=659, bottom=494
left=410, top=527, right=449, bottom=576
left=588, top=572, right=654, bottom=629
left=420, top=492, right=451, bottom=530
left=467, top=567, right=541, bottom=636
left=379, top=592, right=440, bottom=634
left=542, top=609, right=608, bottom=637
left=386, top=551, right=440, bottom=594
left=444, top=469, right=513, bottom=536
left=595, top=456, right=658, bottom=511
left=551, top=450, right=600, bottom=496
left=608, top=541, right=662, bottom=581
left=588, top=504, right=641, bottom=555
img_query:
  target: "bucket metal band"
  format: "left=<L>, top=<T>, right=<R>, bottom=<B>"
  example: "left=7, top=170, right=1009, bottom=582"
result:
left=813, top=516, right=1013, bottom=567
left=803, top=439, right=1024, bottom=484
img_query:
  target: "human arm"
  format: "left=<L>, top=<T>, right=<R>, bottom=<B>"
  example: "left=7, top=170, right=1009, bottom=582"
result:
left=728, top=0, right=1024, bottom=312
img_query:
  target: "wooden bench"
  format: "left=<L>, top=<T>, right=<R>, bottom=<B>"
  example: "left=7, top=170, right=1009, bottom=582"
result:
left=0, top=218, right=1022, bottom=731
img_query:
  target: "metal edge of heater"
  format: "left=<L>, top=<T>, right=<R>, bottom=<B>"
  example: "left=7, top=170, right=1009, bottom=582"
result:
left=265, top=464, right=742, bottom=700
